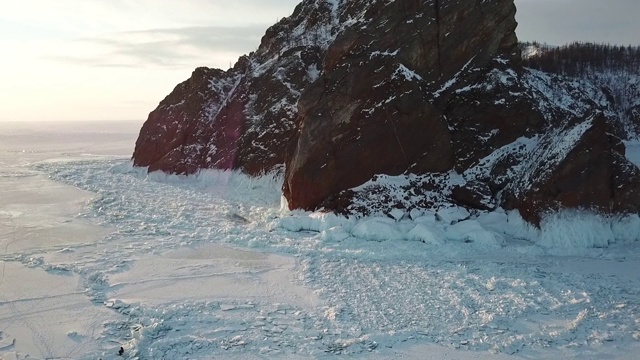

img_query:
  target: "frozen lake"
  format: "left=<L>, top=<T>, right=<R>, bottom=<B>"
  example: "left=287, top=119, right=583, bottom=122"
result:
left=1, top=121, right=639, bottom=359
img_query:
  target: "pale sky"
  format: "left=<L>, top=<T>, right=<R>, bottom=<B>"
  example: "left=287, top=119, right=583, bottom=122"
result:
left=0, top=0, right=637, bottom=122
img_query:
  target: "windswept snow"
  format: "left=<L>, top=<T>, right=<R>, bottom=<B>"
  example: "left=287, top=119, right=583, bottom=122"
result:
left=524, top=68, right=616, bottom=123
left=433, top=56, right=477, bottom=98
left=393, top=64, right=424, bottom=82
left=1, top=122, right=640, bottom=359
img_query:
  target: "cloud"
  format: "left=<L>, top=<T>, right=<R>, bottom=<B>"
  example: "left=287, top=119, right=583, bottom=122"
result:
left=48, top=25, right=268, bottom=69
left=515, top=0, right=640, bottom=45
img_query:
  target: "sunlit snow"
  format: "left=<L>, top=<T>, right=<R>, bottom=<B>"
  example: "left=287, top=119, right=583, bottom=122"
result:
left=1, top=122, right=640, bottom=359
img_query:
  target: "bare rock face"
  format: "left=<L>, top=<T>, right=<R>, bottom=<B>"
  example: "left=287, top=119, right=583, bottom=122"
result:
left=284, top=0, right=519, bottom=209
left=133, top=67, right=233, bottom=174
left=452, top=181, right=495, bottom=211
left=132, top=2, right=333, bottom=175
left=502, top=114, right=640, bottom=225
left=133, top=0, right=640, bottom=224
left=308, top=58, right=640, bottom=222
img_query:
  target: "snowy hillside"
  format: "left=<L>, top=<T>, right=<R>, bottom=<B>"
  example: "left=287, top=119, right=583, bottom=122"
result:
left=521, top=42, right=640, bottom=138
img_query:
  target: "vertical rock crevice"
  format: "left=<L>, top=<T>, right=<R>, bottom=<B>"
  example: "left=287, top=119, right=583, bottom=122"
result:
left=434, top=0, right=442, bottom=77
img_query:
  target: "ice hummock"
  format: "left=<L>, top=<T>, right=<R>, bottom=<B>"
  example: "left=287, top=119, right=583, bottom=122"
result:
left=2, top=150, right=639, bottom=359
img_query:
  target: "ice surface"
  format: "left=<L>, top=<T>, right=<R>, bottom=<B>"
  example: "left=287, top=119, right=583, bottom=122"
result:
left=1, top=122, right=640, bottom=359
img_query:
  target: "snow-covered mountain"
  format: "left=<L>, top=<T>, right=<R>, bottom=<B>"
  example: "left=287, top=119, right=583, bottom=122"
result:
left=132, top=0, right=640, bottom=225
left=521, top=41, right=640, bottom=137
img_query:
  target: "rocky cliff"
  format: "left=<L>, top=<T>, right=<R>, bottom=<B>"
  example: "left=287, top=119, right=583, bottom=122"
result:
left=132, top=0, right=640, bottom=225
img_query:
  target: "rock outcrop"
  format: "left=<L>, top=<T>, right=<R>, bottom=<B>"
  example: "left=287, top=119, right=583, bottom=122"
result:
left=133, top=1, right=334, bottom=175
left=283, top=0, right=519, bottom=209
left=502, top=114, right=640, bottom=224
left=133, top=0, right=640, bottom=224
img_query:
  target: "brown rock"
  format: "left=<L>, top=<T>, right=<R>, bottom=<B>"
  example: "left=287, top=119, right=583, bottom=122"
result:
left=132, top=0, right=640, bottom=226
left=284, top=0, right=519, bottom=210
left=503, top=114, right=640, bottom=225
left=132, top=67, right=233, bottom=174
left=452, top=181, right=495, bottom=211
left=441, top=61, right=547, bottom=172
left=132, top=4, right=333, bottom=175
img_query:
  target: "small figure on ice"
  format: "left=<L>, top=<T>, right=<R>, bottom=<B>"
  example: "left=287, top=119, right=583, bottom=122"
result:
left=118, top=346, right=124, bottom=356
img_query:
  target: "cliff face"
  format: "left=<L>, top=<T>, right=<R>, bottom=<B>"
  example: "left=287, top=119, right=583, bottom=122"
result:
left=317, top=60, right=640, bottom=225
left=133, top=0, right=348, bottom=175
left=132, top=0, right=640, bottom=224
left=133, top=0, right=518, bottom=177
left=283, top=0, right=522, bottom=210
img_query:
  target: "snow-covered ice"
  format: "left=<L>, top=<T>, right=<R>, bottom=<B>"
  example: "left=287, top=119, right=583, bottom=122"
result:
left=1, top=121, right=640, bottom=359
